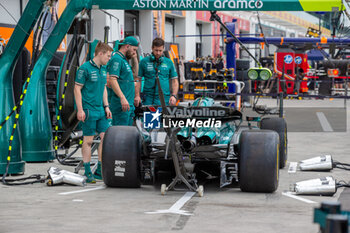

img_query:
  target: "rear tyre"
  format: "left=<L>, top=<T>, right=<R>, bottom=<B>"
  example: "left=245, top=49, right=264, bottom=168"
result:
left=239, top=130, right=279, bottom=193
left=260, top=117, right=288, bottom=168
left=102, top=126, right=141, bottom=188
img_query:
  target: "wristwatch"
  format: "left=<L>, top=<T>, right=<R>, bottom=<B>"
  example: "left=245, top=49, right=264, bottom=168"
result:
left=171, top=95, right=177, bottom=100
left=104, top=105, right=109, bottom=108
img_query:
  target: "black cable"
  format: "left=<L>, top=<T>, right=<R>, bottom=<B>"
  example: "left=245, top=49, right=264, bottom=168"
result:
left=0, top=3, right=50, bottom=185
left=56, top=146, right=81, bottom=166
left=54, top=25, right=81, bottom=166
left=2, top=174, right=46, bottom=185
left=333, top=160, right=350, bottom=166
left=32, top=8, right=50, bottom=64
left=32, top=9, right=46, bottom=62
left=336, top=163, right=350, bottom=167
left=335, top=165, right=350, bottom=171
left=333, top=161, right=350, bottom=171
left=336, top=180, right=350, bottom=188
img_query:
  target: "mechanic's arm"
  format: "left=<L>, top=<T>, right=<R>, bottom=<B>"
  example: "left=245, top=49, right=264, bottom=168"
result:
left=108, top=74, right=130, bottom=112
left=169, top=78, right=179, bottom=106
left=134, top=76, right=141, bottom=107
left=132, top=56, right=141, bottom=107
left=131, top=55, right=139, bottom=78
left=74, top=84, right=85, bottom=122
left=103, top=86, right=112, bottom=119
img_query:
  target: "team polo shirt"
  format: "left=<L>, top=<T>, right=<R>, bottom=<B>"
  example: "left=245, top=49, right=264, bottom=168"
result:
left=138, top=56, right=178, bottom=97
left=107, top=51, right=135, bottom=107
left=75, top=60, right=107, bottom=111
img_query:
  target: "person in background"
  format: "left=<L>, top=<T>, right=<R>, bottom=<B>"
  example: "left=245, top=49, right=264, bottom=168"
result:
left=107, top=36, right=140, bottom=125
left=138, top=38, right=179, bottom=106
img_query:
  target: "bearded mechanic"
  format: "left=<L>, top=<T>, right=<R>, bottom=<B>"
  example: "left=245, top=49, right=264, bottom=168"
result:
left=138, top=38, right=179, bottom=106
left=107, top=36, right=140, bottom=126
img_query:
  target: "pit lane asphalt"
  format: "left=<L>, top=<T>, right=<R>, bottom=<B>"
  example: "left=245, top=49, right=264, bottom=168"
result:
left=0, top=98, right=349, bottom=233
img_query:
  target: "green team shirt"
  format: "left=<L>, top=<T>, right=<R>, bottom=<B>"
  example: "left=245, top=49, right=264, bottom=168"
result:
left=75, top=60, right=107, bottom=111
left=138, top=56, right=178, bottom=97
left=107, top=51, right=135, bottom=108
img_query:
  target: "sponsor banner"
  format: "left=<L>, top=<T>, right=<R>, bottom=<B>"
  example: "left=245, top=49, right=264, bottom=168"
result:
left=94, top=0, right=342, bottom=12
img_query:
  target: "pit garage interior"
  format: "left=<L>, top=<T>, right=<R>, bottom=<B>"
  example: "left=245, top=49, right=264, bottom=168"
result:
left=1, top=0, right=350, bottom=232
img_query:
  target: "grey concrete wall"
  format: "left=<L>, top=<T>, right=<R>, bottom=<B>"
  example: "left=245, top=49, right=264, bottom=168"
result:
left=139, top=10, right=153, bottom=55
left=0, top=0, right=21, bottom=25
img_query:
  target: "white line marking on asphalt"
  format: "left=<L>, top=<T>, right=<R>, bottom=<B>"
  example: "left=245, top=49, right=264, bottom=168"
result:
left=316, top=112, right=334, bottom=132
left=72, top=199, right=84, bottom=202
left=282, top=192, right=316, bottom=204
left=288, top=162, right=298, bottom=173
left=145, top=192, right=196, bottom=215
left=59, top=185, right=106, bottom=195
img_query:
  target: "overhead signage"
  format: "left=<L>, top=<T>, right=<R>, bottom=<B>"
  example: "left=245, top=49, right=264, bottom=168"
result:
left=132, top=0, right=263, bottom=10
left=93, top=0, right=343, bottom=12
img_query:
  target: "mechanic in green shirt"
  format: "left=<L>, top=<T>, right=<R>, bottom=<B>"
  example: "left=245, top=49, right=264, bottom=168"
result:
left=138, top=38, right=179, bottom=106
left=74, top=42, right=113, bottom=183
left=107, top=36, right=140, bottom=126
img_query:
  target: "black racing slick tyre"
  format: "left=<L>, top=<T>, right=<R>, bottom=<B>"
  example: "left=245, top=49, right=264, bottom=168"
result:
left=239, top=130, right=279, bottom=193
left=260, top=117, right=288, bottom=168
left=102, top=126, right=141, bottom=188
left=236, top=59, right=250, bottom=70
left=236, top=70, right=248, bottom=81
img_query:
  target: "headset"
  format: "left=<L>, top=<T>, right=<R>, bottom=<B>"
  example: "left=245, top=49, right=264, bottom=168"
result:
left=150, top=53, right=164, bottom=64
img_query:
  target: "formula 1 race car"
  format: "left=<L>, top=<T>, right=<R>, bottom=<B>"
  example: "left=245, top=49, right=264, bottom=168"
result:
left=101, top=91, right=287, bottom=196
